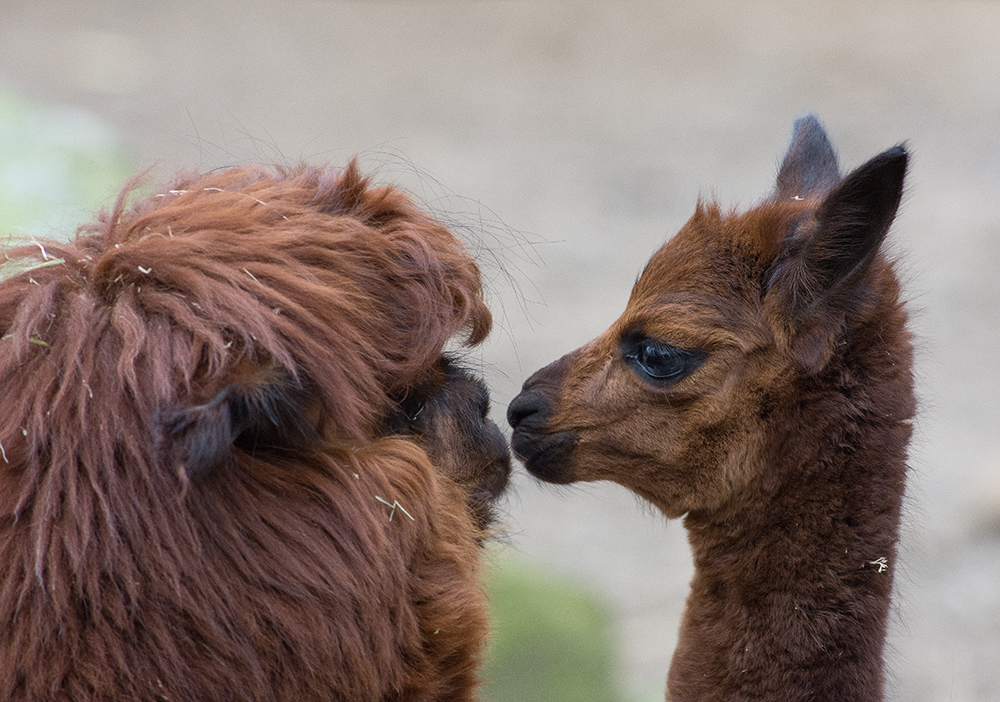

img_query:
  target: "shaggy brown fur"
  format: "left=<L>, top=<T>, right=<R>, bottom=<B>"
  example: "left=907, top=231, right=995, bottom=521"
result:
left=508, top=116, right=915, bottom=701
left=0, top=162, right=511, bottom=701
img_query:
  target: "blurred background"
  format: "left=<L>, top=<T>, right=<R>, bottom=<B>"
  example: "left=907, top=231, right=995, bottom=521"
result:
left=2, top=2, right=998, bottom=700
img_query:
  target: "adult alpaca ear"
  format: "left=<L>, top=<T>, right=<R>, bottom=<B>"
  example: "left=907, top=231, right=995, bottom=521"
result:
left=766, top=142, right=908, bottom=372
left=160, top=367, right=319, bottom=480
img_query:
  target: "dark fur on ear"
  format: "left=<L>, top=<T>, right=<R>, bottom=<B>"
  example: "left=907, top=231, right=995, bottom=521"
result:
left=766, top=145, right=907, bottom=371
left=159, top=366, right=320, bottom=480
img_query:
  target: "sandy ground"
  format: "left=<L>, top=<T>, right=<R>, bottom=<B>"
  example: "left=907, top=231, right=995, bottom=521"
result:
left=3, top=1, right=999, bottom=699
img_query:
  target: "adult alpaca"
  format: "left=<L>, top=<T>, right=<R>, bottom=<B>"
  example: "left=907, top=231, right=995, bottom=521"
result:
left=0, top=162, right=511, bottom=702
left=508, top=116, right=915, bottom=701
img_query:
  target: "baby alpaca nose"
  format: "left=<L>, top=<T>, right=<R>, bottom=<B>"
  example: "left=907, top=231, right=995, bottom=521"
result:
left=506, top=391, right=550, bottom=431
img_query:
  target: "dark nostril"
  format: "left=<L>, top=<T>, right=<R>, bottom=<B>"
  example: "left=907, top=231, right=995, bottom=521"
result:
left=506, top=391, right=549, bottom=430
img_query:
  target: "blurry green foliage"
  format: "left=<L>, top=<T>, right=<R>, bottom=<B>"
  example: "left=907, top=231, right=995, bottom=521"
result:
left=482, top=555, right=625, bottom=702
left=0, top=84, right=134, bottom=241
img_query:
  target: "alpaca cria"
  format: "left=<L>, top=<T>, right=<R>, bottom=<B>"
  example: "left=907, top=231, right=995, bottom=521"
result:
left=0, top=162, right=511, bottom=701
left=508, top=116, right=915, bottom=701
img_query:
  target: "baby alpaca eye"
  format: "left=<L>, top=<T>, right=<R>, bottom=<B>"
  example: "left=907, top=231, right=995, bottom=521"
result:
left=622, top=336, right=705, bottom=383
left=632, top=343, right=688, bottom=379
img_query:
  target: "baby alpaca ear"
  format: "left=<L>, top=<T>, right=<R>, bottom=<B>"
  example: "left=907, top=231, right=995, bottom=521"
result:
left=774, top=114, right=841, bottom=200
left=160, top=367, right=318, bottom=480
left=767, top=145, right=908, bottom=372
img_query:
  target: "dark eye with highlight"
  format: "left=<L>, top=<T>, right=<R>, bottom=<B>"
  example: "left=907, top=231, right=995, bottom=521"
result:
left=621, top=334, right=705, bottom=384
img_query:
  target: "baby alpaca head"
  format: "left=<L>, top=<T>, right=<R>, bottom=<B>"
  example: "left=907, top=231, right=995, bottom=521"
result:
left=507, top=116, right=913, bottom=520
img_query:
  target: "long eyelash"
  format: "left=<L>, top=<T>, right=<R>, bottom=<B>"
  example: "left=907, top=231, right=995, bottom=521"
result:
left=620, top=333, right=705, bottom=384
left=408, top=403, right=425, bottom=422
